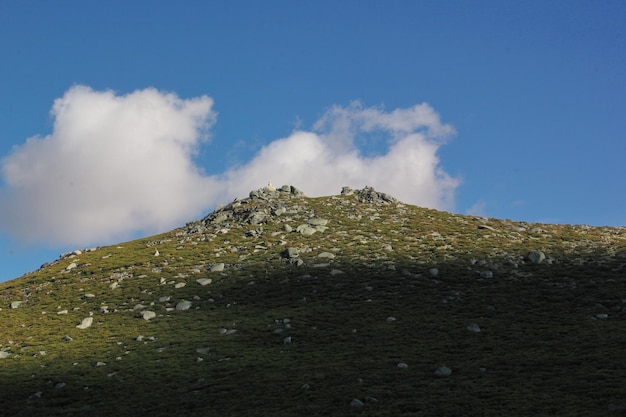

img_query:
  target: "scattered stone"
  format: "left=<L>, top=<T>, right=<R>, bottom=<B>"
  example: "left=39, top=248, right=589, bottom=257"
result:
left=354, top=186, right=398, bottom=204
left=480, top=270, right=494, bottom=278
left=141, top=311, right=157, bottom=321
left=176, top=300, right=192, bottom=311
left=296, top=225, right=317, bottom=236
left=0, top=351, right=11, bottom=359
left=351, top=399, right=365, bottom=407
left=397, top=362, right=409, bottom=368
left=10, top=301, right=22, bottom=309
left=434, top=366, right=452, bottom=377
left=308, top=217, right=328, bottom=226
left=330, top=269, right=344, bottom=276
left=174, top=282, right=186, bottom=289
left=429, top=268, right=439, bottom=277
left=154, top=249, right=160, bottom=256
left=196, top=347, right=210, bottom=355
left=96, top=362, right=106, bottom=367
left=527, top=250, right=546, bottom=264
left=62, top=335, right=73, bottom=342
left=386, top=316, right=397, bottom=322
left=467, top=323, right=481, bottom=333
left=210, top=263, right=225, bottom=272
left=196, top=278, right=213, bottom=286
left=76, top=317, right=93, bottom=329
left=341, top=186, right=354, bottom=195
left=283, top=248, right=299, bottom=259
left=66, top=263, right=78, bottom=271
left=594, top=313, right=608, bottom=320
left=318, top=252, right=336, bottom=259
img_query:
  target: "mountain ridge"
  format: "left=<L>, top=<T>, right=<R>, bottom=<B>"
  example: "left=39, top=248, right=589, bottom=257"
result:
left=1, top=185, right=625, bottom=416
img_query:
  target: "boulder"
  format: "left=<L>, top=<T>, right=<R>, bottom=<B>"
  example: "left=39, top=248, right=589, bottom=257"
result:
left=527, top=250, right=546, bottom=264
left=76, top=317, right=93, bottom=329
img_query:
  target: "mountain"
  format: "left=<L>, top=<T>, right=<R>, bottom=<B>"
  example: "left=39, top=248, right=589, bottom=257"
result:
left=1, top=185, right=625, bottom=416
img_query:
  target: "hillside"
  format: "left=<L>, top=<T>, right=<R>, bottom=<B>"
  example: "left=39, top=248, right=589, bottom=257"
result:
left=1, top=185, right=625, bottom=416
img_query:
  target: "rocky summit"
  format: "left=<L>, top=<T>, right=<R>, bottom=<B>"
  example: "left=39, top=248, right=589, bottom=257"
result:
left=1, top=185, right=626, bottom=417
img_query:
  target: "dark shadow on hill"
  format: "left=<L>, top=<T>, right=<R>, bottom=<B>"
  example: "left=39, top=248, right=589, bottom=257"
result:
left=1, top=252, right=626, bottom=417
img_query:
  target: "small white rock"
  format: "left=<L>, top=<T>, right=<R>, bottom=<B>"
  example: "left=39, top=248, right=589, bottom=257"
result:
left=76, top=317, right=93, bottom=329
left=467, top=323, right=481, bottom=333
left=434, top=366, right=452, bottom=377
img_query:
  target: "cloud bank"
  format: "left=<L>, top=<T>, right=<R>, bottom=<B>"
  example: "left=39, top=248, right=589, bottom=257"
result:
left=0, top=86, right=460, bottom=247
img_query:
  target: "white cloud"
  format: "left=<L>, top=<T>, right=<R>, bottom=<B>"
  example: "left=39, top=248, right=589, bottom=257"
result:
left=0, top=87, right=460, bottom=247
left=466, top=201, right=488, bottom=217
left=221, top=101, right=460, bottom=208
left=0, top=85, right=218, bottom=246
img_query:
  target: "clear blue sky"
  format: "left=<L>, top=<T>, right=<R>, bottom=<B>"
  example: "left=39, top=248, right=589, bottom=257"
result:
left=1, top=0, right=625, bottom=282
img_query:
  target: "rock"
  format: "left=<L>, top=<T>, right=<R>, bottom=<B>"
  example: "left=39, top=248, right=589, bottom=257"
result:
left=174, top=282, right=186, bottom=289
left=434, top=366, right=452, bottom=377
left=196, top=278, right=213, bottom=286
left=480, top=270, right=494, bottom=278
left=386, top=316, right=397, bottom=322
left=308, top=217, right=328, bottom=226
left=354, top=186, right=398, bottom=204
left=341, top=186, right=354, bottom=195
left=467, top=323, right=481, bottom=333
left=96, top=362, right=106, bottom=367
left=62, top=335, right=73, bottom=342
left=66, top=262, right=78, bottom=271
left=397, top=362, right=409, bottom=368
left=141, top=311, right=157, bottom=321
left=594, top=313, right=608, bottom=320
left=429, top=268, right=439, bottom=277
left=318, top=252, right=336, bottom=259
left=527, top=250, right=546, bottom=264
left=210, top=263, right=225, bottom=272
left=176, top=300, right=192, bottom=311
left=296, top=225, right=317, bottom=236
left=283, top=224, right=292, bottom=232
left=0, top=351, right=11, bottom=359
left=330, top=269, right=344, bottom=276
left=76, top=317, right=93, bottom=329
left=350, top=399, right=365, bottom=407
left=283, top=248, right=299, bottom=259
left=10, top=301, right=22, bottom=309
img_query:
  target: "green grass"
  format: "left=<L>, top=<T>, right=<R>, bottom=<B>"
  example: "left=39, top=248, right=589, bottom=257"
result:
left=1, top=192, right=626, bottom=416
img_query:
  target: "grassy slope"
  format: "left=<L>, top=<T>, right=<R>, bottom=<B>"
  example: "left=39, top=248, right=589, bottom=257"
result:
left=1, top=191, right=626, bottom=416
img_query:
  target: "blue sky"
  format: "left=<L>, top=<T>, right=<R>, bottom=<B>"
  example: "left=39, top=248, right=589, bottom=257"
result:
left=1, top=0, right=625, bottom=282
